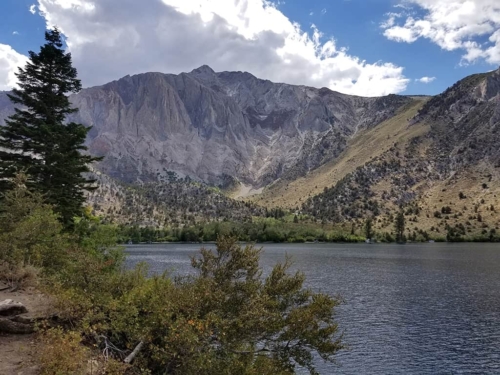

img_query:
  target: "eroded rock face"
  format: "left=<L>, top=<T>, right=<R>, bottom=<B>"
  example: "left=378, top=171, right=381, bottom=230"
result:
left=411, top=67, right=500, bottom=174
left=0, top=67, right=411, bottom=187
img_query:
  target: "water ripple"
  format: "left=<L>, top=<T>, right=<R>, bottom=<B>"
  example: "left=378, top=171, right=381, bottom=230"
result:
left=126, top=242, right=500, bottom=374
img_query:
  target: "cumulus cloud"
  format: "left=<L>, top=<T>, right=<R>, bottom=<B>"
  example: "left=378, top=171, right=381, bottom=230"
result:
left=23, top=0, right=408, bottom=96
left=416, top=76, right=435, bottom=83
left=29, top=4, right=37, bottom=14
left=0, top=44, right=28, bottom=90
left=382, top=0, right=500, bottom=65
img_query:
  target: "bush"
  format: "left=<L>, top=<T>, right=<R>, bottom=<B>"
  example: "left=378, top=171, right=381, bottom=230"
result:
left=1, top=176, right=345, bottom=374
left=38, top=328, right=89, bottom=375
left=0, top=175, right=69, bottom=286
left=48, top=237, right=344, bottom=374
left=0, top=262, right=39, bottom=290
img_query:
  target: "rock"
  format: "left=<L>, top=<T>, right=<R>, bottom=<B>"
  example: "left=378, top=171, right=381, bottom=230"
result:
left=0, top=300, right=28, bottom=317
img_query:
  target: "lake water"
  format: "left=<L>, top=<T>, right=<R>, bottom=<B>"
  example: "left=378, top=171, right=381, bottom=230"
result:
left=125, top=242, right=500, bottom=374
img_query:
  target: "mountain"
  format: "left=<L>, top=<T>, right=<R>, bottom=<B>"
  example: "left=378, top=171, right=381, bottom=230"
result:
left=1, top=65, right=410, bottom=190
left=2, top=66, right=500, bottom=239
left=257, top=67, right=500, bottom=240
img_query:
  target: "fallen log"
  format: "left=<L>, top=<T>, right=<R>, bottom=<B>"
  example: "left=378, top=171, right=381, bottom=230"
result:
left=10, top=314, right=35, bottom=324
left=0, top=299, right=28, bottom=317
left=0, top=317, right=34, bottom=334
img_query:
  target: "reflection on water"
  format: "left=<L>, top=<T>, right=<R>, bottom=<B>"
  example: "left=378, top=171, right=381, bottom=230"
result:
left=125, top=242, right=500, bottom=374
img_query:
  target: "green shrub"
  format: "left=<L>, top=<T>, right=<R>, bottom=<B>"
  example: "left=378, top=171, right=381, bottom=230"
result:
left=38, top=328, right=89, bottom=375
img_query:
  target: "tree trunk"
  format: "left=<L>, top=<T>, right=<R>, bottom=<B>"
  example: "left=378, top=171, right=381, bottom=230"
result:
left=0, top=317, right=34, bottom=334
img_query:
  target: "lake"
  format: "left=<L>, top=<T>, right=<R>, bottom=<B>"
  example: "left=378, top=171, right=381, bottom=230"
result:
left=125, top=242, right=500, bottom=374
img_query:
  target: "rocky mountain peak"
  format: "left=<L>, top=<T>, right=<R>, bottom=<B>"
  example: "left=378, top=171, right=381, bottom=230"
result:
left=0, top=68, right=415, bottom=188
left=190, top=65, right=216, bottom=77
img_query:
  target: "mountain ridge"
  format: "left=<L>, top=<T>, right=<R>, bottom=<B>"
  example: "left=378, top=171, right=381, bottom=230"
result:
left=2, top=66, right=500, bottom=238
left=1, top=65, right=413, bottom=188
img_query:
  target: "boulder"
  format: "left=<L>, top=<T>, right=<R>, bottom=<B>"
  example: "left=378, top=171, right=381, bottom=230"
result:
left=0, top=299, right=28, bottom=317
left=0, top=300, right=34, bottom=334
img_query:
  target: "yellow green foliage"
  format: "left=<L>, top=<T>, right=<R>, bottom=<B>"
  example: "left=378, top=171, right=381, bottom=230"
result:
left=0, top=174, right=69, bottom=285
left=0, top=177, right=344, bottom=374
left=38, top=328, right=89, bottom=375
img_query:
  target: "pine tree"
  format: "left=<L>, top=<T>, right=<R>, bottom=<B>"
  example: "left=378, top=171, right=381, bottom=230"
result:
left=364, top=217, right=373, bottom=240
left=0, top=28, right=101, bottom=225
left=394, top=210, right=406, bottom=243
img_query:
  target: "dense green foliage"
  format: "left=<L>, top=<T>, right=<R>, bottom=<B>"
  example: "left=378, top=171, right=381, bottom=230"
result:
left=394, top=210, right=406, bottom=243
left=0, top=180, right=344, bottom=374
left=364, top=218, right=374, bottom=240
left=0, top=29, right=101, bottom=224
left=117, top=218, right=365, bottom=244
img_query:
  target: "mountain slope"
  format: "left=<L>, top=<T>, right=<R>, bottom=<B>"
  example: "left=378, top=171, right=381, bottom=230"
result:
left=290, top=68, right=500, bottom=239
left=87, top=169, right=265, bottom=227
left=250, top=97, right=429, bottom=208
left=2, top=66, right=500, bottom=238
left=1, top=66, right=411, bottom=189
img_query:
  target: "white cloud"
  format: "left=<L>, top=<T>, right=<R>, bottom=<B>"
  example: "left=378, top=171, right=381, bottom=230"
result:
left=12, top=31, right=19, bottom=35
left=321, top=8, right=327, bottom=15
left=0, top=44, right=28, bottom=90
left=380, top=12, right=402, bottom=29
left=416, top=76, right=436, bottom=83
left=29, top=4, right=37, bottom=14
left=382, top=0, right=500, bottom=65
left=0, top=0, right=409, bottom=97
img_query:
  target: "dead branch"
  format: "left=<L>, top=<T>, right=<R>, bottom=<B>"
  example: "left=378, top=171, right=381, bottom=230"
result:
left=124, top=341, right=144, bottom=364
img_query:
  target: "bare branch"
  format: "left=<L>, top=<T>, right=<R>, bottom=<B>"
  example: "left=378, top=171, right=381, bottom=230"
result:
left=124, top=341, right=144, bottom=364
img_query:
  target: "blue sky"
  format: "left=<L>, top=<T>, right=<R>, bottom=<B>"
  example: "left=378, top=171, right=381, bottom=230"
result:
left=0, top=1, right=46, bottom=52
left=0, top=0, right=499, bottom=96
left=277, top=0, right=495, bottom=95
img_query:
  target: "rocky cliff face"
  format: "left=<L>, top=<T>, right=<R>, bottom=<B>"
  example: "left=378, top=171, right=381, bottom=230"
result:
left=0, top=66, right=411, bottom=188
left=412, top=67, right=500, bottom=175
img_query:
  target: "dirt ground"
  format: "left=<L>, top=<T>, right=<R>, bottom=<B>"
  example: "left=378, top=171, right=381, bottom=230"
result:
left=0, top=334, right=39, bottom=375
left=0, top=287, right=55, bottom=375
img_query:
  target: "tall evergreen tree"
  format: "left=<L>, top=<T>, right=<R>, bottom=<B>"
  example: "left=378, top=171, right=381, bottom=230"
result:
left=0, top=28, right=101, bottom=224
left=394, top=210, right=406, bottom=243
left=364, top=217, right=373, bottom=240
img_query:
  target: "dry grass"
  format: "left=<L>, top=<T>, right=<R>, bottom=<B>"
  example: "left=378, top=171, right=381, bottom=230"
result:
left=412, top=164, right=500, bottom=235
left=365, top=156, right=500, bottom=237
left=0, top=262, right=40, bottom=290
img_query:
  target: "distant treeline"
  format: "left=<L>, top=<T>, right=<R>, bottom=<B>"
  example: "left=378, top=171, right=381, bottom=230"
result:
left=117, top=217, right=500, bottom=244
left=117, top=218, right=365, bottom=244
